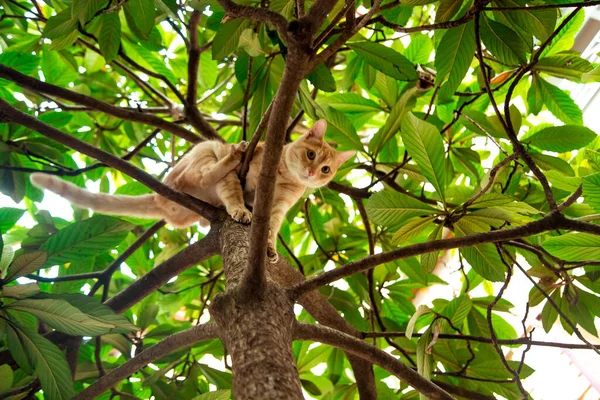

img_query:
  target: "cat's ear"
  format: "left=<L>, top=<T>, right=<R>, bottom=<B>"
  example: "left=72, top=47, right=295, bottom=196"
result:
left=336, top=150, right=356, bottom=164
left=308, top=119, right=327, bottom=140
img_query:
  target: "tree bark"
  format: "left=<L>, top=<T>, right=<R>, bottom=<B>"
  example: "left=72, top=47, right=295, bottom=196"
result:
left=212, top=218, right=303, bottom=399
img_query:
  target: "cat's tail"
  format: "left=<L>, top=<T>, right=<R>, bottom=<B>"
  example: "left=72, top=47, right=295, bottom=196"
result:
left=30, top=173, right=164, bottom=219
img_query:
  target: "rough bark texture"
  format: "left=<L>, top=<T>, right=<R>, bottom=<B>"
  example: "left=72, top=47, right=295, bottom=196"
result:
left=212, top=218, right=303, bottom=399
left=268, top=260, right=378, bottom=399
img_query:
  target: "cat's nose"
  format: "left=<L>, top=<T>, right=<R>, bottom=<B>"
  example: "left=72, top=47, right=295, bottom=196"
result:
left=308, top=169, right=315, bottom=177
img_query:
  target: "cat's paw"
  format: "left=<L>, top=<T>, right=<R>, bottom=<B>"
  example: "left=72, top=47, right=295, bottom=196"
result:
left=232, top=141, right=249, bottom=155
left=267, top=240, right=279, bottom=263
left=229, top=206, right=252, bottom=224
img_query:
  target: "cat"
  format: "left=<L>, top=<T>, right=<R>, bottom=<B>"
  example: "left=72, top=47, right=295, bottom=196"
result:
left=30, top=119, right=355, bottom=262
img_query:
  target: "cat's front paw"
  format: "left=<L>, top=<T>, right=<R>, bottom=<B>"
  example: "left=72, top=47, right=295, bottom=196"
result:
left=232, top=141, right=249, bottom=155
left=229, top=206, right=252, bottom=224
left=267, top=238, right=278, bottom=263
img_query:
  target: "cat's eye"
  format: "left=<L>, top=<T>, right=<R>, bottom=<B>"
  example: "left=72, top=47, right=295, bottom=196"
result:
left=321, top=166, right=330, bottom=173
left=307, top=150, right=316, bottom=160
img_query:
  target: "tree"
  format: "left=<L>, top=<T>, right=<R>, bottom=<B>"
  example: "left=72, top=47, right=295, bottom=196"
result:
left=0, top=0, right=600, bottom=398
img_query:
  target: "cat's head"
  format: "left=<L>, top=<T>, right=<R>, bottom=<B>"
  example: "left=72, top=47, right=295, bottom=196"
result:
left=285, top=120, right=355, bottom=188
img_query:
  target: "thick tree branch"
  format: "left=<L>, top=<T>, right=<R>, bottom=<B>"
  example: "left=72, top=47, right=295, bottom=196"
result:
left=0, top=99, right=219, bottom=221
left=294, top=323, right=455, bottom=400
left=0, top=65, right=204, bottom=143
left=71, top=323, right=219, bottom=400
left=106, top=231, right=220, bottom=313
left=239, top=51, right=308, bottom=299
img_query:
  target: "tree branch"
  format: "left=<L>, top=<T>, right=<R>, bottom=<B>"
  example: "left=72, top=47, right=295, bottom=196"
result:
left=290, top=211, right=572, bottom=297
left=71, top=323, right=219, bottom=400
left=294, top=323, right=454, bottom=400
left=0, top=65, right=203, bottom=143
left=216, top=0, right=288, bottom=40
left=0, top=99, right=219, bottom=221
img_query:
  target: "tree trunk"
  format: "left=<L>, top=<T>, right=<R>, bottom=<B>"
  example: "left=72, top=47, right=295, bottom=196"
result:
left=212, top=218, right=303, bottom=399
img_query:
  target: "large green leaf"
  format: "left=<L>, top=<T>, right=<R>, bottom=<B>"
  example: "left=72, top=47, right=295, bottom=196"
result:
left=392, top=216, right=437, bottom=245
left=124, top=0, right=156, bottom=39
left=42, top=9, right=78, bottom=39
left=349, top=42, right=417, bottom=81
left=525, top=125, right=596, bottom=152
left=319, top=93, right=382, bottom=114
left=535, top=54, right=594, bottom=82
left=493, top=0, right=556, bottom=42
left=542, top=233, right=600, bottom=261
left=583, top=173, right=600, bottom=213
left=541, top=10, right=584, bottom=58
left=5, top=251, right=48, bottom=282
left=40, top=215, right=134, bottom=267
left=6, top=323, right=75, bottom=400
left=369, top=87, right=417, bottom=155
left=37, top=293, right=137, bottom=333
left=7, top=298, right=124, bottom=336
left=538, top=78, right=583, bottom=125
left=321, top=106, right=363, bottom=151
left=480, top=16, right=528, bottom=65
left=454, top=219, right=506, bottom=282
left=0, top=207, right=25, bottom=233
left=435, top=21, right=475, bottom=96
left=400, top=113, right=447, bottom=201
left=98, top=12, right=121, bottom=63
left=366, top=191, right=437, bottom=228
left=212, top=19, right=252, bottom=61
left=72, top=0, right=107, bottom=25
left=435, top=0, right=462, bottom=23
left=308, top=64, right=336, bottom=93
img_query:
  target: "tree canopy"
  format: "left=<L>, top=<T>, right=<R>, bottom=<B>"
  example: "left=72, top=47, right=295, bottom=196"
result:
left=1, top=0, right=600, bottom=399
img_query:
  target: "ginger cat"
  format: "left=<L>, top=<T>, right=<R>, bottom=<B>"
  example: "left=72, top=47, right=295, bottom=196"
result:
left=30, top=120, right=355, bottom=261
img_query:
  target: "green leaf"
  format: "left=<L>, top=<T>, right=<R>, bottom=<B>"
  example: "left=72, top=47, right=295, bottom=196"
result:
left=583, top=65, right=600, bottom=83
left=7, top=323, right=75, bottom=400
left=480, top=16, right=528, bottom=65
left=535, top=54, right=594, bottom=82
left=43, top=9, right=78, bottom=39
left=416, top=326, right=434, bottom=400
left=124, top=0, right=155, bottom=39
left=72, top=0, right=107, bottom=25
left=493, top=0, right=556, bottom=42
left=369, top=87, right=417, bottom=155
left=454, top=219, right=506, bottom=282
left=191, top=390, right=232, bottom=400
left=435, top=21, right=475, bottom=96
left=400, top=113, right=447, bottom=200
left=98, top=12, right=121, bottom=63
left=541, top=11, right=584, bottom=58
left=349, top=42, right=417, bottom=81
left=7, top=298, right=123, bottom=336
left=5, top=251, right=47, bottom=281
left=421, top=224, right=443, bottom=273
left=543, top=233, right=600, bottom=261
left=199, top=51, right=218, bottom=88
left=392, top=216, right=437, bottom=245
left=584, top=173, right=600, bottom=213
left=435, top=0, right=462, bottom=23
left=6, top=323, right=34, bottom=374
left=526, top=125, right=596, bottom=152
left=0, top=207, right=25, bottom=233
left=238, top=28, right=264, bottom=57
left=538, top=77, right=583, bottom=125
left=404, top=33, right=433, bottom=64
left=212, top=19, right=252, bottom=61
left=0, top=52, right=38, bottom=76
left=0, top=364, right=13, bottom=393
left=320, top=106, right=363, bottom=151
left=40, top=215, right=134, bottom=267
left=308, top=63, right=336, bottom=93
left=366, top=191, right=437, bottom=228
left=406, top=305, right=431, bottom=339
left=319, top=93, right=382, bottom=114
left=528, top=73, right=543, bottom=115
left=40, top=293, right=137, bottom=333
left=1, top=283, right=40, bottom=299
left=0, top=245, right=14, bottom=279
left=530, top=152, right=575, bottom=177
left=327, top=348, right=344, bottom=385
